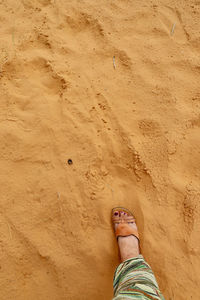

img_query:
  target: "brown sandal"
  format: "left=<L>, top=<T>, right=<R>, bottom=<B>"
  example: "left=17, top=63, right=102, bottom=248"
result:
left=111, top=207, right=140, bottom=242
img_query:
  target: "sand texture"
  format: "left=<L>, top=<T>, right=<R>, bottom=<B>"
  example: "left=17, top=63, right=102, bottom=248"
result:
left=0, top=0, right=200, bottom=299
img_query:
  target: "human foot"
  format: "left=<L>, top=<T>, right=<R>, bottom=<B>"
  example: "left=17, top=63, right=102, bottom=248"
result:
left=112, top=208, right=140, bottom=262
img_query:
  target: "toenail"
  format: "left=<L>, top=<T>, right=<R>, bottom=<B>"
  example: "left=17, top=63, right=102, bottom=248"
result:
left=114, top=212, right=118, bottom=216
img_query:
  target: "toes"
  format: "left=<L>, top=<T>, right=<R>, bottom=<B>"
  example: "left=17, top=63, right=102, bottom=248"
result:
left=113, top=211, right=119, bottom=217
left=112, top=209, right=131, bottom=219
left=112, top=208, right=137, bottom=233
left=121, top=211, right=128, bottom=218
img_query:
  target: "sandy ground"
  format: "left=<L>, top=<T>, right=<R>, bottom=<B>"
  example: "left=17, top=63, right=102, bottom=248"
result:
left=0, top=0, right=200, bottom=299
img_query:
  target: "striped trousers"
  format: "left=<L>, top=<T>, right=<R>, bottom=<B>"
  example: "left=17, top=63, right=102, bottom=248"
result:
left=113, top=255, right=165, bottom=300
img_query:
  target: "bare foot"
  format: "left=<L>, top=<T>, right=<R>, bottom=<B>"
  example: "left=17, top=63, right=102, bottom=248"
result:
left=113, top=210, right=140, bottom=262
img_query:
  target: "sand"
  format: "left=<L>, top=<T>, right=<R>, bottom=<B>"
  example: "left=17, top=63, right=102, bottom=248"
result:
left=0, top=0, right=200, bottom=299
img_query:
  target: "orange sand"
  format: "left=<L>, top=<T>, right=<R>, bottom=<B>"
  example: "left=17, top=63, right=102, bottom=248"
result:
left=0, top=1, right=200, bottom=299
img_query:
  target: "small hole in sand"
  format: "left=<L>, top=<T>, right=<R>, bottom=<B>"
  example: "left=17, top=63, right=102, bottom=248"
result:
left=67, top=159, right=73, bottom=165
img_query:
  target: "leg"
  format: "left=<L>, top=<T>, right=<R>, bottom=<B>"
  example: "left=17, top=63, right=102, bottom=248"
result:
left=112, top=208, right=165, bottom=300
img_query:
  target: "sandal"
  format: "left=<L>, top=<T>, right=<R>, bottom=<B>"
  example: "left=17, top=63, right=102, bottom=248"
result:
left=111, top=207, right=140, bottom=242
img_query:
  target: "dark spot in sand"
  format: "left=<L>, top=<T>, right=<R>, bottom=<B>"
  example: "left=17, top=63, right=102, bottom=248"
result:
left=68, top=159, right=73, bottom=165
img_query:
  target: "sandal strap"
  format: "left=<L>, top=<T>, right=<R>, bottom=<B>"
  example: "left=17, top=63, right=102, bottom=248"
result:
left=115, top=223, right=139, bottom=241
left=112, top=217, right=135, bottom=222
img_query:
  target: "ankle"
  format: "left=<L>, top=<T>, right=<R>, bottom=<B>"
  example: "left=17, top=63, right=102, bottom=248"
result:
left=118, top=236, right=140, bottom=261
